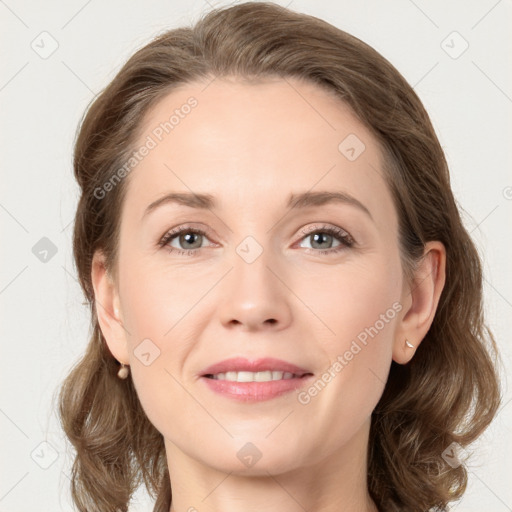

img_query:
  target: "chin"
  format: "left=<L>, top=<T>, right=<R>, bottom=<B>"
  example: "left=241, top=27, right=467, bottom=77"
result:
left=191, top=438, right=302, bottom=476
left=211, top=453, right=299, bottom=476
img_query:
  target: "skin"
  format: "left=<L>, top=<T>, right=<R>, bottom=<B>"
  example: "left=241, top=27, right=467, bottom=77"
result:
left=91, top=76, right=446, bottom=512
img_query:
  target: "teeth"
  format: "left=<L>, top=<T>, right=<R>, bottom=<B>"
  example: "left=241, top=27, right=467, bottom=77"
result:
left=210, top=371, right=298, bottom=382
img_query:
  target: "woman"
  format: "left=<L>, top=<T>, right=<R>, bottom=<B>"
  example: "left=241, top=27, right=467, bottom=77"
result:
left=58, top=2, right=501, bottom=511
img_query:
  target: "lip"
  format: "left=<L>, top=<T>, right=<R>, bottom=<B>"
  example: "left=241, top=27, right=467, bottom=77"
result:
left=200, top=357, right=311, bottom=377
left=199, top=357, right=314, bottom=403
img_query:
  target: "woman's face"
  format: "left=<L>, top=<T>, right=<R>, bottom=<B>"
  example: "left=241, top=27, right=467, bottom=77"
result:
left=103, top=77, right=409, bottom=475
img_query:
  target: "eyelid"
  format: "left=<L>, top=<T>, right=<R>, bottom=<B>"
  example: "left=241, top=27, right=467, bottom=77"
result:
left=297, top=223, right=353, bottom=241
left=159, top=222, right=216, bottom=244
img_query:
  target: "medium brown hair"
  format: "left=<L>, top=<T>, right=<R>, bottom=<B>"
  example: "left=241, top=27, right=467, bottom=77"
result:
left=58, top=2, right=501, bottom=511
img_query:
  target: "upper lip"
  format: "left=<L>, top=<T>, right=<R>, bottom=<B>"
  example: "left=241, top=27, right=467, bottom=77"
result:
left=200, top=357, right=312, bottom=377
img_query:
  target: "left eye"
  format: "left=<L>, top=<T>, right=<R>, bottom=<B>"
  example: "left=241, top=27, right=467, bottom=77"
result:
left=298, top=230, right=344, bottom=250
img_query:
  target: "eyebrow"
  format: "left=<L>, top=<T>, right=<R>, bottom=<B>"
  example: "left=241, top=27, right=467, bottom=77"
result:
left=142, top=190, right=373, bottom=221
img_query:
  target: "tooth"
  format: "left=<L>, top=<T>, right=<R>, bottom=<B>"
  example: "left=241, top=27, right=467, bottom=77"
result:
left=254, top=371, right=273, bottom=382
left=236, top=371, right=255, bottom=382
left=210, top=371, right=299, bottom=382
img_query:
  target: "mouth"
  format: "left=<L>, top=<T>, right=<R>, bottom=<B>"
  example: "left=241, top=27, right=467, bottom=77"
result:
left=199, top=357, right=314, bottom=402
left=203, top=370, right=311, bottom=382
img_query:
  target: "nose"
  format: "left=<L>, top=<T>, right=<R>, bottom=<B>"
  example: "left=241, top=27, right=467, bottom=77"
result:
left=216, top=244, right=292, bottom=332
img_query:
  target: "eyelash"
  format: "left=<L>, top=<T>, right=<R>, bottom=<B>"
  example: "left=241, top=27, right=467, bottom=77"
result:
left=158, top=223, right=355, bottom=257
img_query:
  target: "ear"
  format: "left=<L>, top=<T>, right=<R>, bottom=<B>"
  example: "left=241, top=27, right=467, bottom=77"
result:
left=393, top=241, right=446, bottom=364
left=90, top=250, right=130, bottom=365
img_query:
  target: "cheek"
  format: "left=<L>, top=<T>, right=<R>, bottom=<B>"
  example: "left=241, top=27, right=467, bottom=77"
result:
left=119, top=252, right=196, bottom=338
left=118, top=260, right=195, bottom=436
left=303, top=254, right=402, bottom=348
left=298, top=256, right=401, bottom=407
left=292, top=272, right=399, bottom=456
left=117, top=256, right=190, bottom=392
left=117, top=252, right=210, bottom=409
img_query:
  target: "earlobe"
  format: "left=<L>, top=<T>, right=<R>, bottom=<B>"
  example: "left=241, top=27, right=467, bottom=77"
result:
left=393, top=338, right=416, bottom=365
left=90, top=250, right=130, bottom=365
left=393, top=241, right=446, bottom=365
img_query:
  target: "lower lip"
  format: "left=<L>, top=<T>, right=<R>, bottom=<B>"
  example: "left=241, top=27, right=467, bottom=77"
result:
left=200, top=374, right=314, bottom=402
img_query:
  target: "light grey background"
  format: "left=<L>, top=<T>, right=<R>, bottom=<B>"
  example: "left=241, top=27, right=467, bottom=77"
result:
left=1, top=1, right=511, bottom=510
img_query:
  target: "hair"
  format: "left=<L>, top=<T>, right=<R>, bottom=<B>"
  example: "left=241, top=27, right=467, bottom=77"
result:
left=58, top=2, right=501, bottom=511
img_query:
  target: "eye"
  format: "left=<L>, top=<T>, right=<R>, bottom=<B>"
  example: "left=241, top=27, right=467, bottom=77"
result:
left=296, top=224, right=354, bottom=255
left=158, top=225, right=214, bottom=256
left=158, top=223, right=355, bottom=257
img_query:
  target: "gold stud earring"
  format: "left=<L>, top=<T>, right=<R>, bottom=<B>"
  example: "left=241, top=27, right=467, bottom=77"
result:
left=405, top=339, right=414, bottom=349
left=117, top=363, right=130, bottom=379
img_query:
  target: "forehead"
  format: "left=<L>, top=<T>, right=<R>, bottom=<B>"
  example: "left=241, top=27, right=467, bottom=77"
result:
left=121, top=77, right=395, bottom=229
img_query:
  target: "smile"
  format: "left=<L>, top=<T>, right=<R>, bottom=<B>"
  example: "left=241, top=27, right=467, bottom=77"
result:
left=205, top=370, right=302, bottom=382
